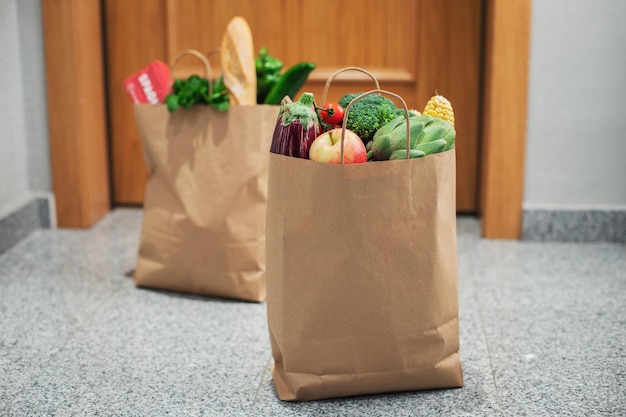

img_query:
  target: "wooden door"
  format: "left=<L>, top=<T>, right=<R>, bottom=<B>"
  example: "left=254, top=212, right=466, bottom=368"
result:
left=104, top=0, right=483, bottom=212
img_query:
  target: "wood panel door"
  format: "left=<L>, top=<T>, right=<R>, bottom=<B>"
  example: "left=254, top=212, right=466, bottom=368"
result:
left=104, top=0, right=483, bottom=212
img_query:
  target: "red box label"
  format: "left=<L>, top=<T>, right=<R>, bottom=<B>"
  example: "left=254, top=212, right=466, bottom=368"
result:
left=123, top=60, right=171, bottom=105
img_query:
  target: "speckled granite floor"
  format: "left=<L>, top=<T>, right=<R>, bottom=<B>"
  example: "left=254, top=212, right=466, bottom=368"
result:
left=0, top=209, right=624, bottom=416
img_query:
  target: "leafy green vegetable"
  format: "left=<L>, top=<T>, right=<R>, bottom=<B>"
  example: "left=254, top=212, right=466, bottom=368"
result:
left=337, top=93, right=399, bottom=144
left=164, top=74, right=229, bottom=112
left=263, top=62, right=316, bottom=105
left=255, top=47, right=283, bottom=104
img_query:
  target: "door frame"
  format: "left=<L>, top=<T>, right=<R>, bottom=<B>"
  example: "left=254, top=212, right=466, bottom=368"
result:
left=42, top=0, right=530, bottom=239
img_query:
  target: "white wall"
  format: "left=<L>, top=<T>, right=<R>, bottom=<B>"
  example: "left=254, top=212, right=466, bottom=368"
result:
left=0, top=0, right=50, bottom=217
left=524, top=0, right=626, bottom=209
left=16, top=0, right=51, bottom=193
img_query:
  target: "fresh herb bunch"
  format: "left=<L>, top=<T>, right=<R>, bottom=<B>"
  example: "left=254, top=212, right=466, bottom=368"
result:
left=255, top=47, right=283, bottom=104
left=164, top=74, right=229, bottom=112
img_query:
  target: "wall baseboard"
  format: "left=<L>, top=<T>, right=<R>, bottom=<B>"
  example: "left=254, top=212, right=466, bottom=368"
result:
left=522, top=208, right=626, bottom=243
left=0, top=196, right=52, bottom=255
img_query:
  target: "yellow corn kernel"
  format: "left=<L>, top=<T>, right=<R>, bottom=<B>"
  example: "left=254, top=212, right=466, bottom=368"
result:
left=423, top=93, right=455, bottom=126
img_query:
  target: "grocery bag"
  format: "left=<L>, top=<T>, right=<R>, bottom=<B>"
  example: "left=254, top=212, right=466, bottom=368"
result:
left=266, top=89, right=463, bottom=400
left=133, top=50, right=279, bottom=302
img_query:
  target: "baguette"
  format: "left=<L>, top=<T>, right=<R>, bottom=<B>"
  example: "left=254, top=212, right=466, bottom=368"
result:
left=220, top=16, right=256, bottom=105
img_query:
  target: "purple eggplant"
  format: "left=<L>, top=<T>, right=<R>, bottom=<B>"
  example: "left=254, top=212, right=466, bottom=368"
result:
left=270, top=92, right=321, bottom=159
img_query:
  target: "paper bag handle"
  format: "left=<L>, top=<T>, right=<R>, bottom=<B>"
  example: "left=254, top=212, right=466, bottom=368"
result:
left=320, top=67, right=380, bottom=105
left=205, top=47, right=220, bottom=61
left=171, top=49, right=214, bottom=96
left=341, top=89, right=411, bottom=163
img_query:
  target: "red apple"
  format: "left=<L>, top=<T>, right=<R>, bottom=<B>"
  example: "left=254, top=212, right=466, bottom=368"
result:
left=308, top=128, right=368, bottom=164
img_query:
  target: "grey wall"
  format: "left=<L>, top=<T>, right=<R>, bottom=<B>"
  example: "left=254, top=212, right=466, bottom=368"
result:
left=524, top=0, right=626, bottom=209
left=0, top=0, right=51, bottom=218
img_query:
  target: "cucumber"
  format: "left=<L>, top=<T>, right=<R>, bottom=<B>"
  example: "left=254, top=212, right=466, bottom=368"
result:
left=263, top=62, right=316, bottom=105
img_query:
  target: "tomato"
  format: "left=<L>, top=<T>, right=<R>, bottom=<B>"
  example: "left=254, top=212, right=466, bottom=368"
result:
left=319, top=102, right=345, bottom=125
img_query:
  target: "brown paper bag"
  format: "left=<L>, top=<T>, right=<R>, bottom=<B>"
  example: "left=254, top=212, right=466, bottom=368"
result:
left=266, top=89, right=463, bottom=400
left=133, top=102, right=279, bottom=302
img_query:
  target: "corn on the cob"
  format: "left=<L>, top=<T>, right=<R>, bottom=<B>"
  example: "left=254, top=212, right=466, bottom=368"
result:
left=422, top=93, right=455, bottom=126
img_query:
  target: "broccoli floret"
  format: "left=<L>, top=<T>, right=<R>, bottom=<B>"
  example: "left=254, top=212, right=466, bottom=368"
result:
left=337, top=93, right=399, bottom=144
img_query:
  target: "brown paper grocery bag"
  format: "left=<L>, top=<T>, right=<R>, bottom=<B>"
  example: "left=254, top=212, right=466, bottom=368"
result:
left=133, top=103, right=279, bottom=302
left=266, top=90, right=463, bottom=400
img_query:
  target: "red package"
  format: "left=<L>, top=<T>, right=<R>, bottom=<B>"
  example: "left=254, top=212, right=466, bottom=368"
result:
left=123, top=60, right=171, bottom=105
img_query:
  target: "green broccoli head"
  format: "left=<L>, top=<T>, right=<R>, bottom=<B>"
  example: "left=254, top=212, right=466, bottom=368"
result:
left=338, top=93, right=399, bottom=144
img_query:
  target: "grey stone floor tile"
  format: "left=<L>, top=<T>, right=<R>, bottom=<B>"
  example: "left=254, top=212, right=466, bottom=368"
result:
left=1, top=211, right=625, bottom=416
left=467, top=239, right=626, bottom=416
left=2, top=276, right=270, bottom=416
left=0, top=231, right=139, bottom=404
left=0, top=210, right=143, bottom=406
